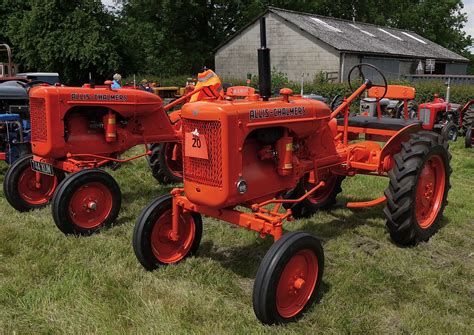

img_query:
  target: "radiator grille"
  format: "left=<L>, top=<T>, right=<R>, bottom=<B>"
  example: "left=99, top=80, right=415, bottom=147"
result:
left=419, top=108, right=431, bottom=126
left=183, top=119, right=222, bottom=188
left=30, top=98, right=47, bottom=142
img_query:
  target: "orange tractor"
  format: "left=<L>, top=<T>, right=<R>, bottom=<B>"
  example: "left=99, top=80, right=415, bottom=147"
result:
left=132, top=18, right=451, bottom=324
left=2, top=77, right=222, bottom=235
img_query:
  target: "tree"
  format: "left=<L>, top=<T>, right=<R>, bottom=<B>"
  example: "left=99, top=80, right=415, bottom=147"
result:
left=5, top=0, right=121, bottom=84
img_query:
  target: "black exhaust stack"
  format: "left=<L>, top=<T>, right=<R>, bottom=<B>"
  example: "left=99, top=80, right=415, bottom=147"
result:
left=258, top=17, right=271, bottom=101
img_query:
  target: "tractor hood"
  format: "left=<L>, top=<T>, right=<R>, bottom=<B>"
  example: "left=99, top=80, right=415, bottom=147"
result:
left=0, top=81, right=28, bottom=100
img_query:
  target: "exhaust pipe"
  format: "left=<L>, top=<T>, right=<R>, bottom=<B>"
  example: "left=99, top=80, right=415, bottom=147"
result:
left=258, top=17, right=271, bottom=101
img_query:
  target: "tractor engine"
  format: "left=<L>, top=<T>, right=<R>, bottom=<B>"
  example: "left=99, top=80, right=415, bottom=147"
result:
left=28, top=85, right=178, bottom=158
left=180, top=95, right=337, bottom=208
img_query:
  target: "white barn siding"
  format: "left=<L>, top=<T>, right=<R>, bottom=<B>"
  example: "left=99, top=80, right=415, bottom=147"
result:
left=215, top=13, right=340, bottom=82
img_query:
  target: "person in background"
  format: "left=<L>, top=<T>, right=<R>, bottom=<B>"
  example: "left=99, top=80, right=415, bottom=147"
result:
left=139, top=79, right=153, bottom=93
left=112, top=73, right=122, bottom=89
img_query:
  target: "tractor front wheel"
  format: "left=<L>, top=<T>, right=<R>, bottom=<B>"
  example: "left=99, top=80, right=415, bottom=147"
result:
left=441, top=121, right=458, bottom=142
left=253, top=231, right=324, bottom=325
left=3, top=155, right=65, bottom=212
left=384, top=131, right=451, bottom=245
left=51, top=169, right=121, bottom=236
left=133, top=194, right=202, bottom=271
left=147, top=142, right=183, bottom=184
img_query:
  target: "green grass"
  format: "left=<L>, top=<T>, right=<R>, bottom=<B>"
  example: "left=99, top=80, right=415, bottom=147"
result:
left=1, top=141, right=473, bottom=334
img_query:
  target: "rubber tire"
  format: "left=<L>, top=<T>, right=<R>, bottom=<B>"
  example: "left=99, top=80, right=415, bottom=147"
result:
left=146, top=142, right=183, bottom=184
left=51, top=169, right=122, bottom=236
left=133, top=194, right=202, bottom=271
left=441, top=121, right=458, bottom=142
left=286, top=175, right=345, bottom=219
left=466, top=127, right=473, bottom=148
left=3, top=154, right=65, bottom=212
left=383, top=131, right=451, bottom=246
left=462, top=106, right=474, bottom=135
left=253, top=231, right=324, bottom=325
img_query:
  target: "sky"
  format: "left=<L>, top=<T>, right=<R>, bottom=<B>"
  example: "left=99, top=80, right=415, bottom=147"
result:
left=101, top=0, right=474, bottom=51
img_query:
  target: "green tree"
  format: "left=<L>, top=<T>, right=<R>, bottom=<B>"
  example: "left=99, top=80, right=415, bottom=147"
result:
left=5, top=0, right=121, bottom=84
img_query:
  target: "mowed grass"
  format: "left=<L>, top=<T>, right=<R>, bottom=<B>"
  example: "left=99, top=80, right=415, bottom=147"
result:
left=0, top=141, right=473, bottom=334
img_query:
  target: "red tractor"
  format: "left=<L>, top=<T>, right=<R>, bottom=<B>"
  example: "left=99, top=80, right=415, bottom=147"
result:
left=2, top=78, right=221, bottom=235
left=132, top=18, right=451, bottom=324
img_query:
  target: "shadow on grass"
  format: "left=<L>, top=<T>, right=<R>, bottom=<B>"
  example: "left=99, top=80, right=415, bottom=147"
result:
left=197, top=200, right=386, bottom=280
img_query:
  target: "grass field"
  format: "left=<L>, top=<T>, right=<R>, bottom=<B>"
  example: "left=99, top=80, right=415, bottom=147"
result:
left=0, top=140, right=473, bottom=334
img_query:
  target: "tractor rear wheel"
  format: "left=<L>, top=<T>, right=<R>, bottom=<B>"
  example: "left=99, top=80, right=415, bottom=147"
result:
left=462, top=106, right=474, bottom=135
left=133, top=194, right=202, bottom=271
left=147, top=142, right=183, bottom=184
left=441, top=121, right=458, bottom=142
left=3, top=155, right=65, bottom=212
left=253, top=231, right=324, bottom=325
left=466, top=127, right=473, bottom=148
left=384, top=131, right=451, bottom=246
left=51, top=169, right=121, bottom=236
left=287, top=172, right=344, bottom=219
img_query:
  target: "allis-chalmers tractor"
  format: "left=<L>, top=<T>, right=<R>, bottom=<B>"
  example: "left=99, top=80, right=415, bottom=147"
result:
left=3, top=74, right=222, bottom=236
left=132, top=18, right=451, bottom=324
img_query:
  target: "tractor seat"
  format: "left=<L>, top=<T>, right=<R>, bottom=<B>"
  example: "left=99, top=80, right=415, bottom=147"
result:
left=337, top=116, right=421, bottom=131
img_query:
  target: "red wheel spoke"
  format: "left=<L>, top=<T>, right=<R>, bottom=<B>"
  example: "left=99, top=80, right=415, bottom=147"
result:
left=68, top=182, right=113, bottom=229
left=415, top=155, right=445, bottom=229
left=18, top=168, right=57, bottom=205
left=276, top=249, right=318, bottom=318
left=151, top=209, right=195, bottom=264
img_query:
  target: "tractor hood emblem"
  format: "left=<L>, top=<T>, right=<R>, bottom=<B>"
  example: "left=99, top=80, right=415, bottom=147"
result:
left=191, top=129, right=200, bottom=137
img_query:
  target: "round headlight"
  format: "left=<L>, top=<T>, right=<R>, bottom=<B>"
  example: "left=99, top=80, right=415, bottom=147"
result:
left=237, top=179, right=248, bottom=194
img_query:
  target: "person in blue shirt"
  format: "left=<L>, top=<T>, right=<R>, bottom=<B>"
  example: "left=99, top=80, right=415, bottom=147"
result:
left=112, top=73, right=122, bottom=89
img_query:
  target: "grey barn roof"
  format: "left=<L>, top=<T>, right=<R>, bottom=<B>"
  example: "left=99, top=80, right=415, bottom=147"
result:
left=217, top=7, right=468, bottom=63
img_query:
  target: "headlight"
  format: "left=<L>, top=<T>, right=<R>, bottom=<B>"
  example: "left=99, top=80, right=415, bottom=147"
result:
left=237, top=179, right=248, bottom=194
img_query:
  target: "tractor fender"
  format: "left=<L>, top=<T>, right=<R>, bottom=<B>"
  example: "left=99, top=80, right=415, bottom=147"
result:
left=379, top=123, right=422, bottom=171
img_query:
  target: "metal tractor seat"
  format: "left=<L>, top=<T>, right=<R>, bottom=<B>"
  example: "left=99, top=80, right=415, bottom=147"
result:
left=337, top=116, right=421, bottom=131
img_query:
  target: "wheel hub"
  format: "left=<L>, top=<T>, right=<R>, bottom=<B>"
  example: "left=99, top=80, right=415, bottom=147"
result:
left=415, top=156, right=446, bottom=229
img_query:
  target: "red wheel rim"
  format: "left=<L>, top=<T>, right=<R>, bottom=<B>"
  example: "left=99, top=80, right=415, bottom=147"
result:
left=415, top=155, right=446, bottom=229
left=150, top=208, right=195, bottom=264
left=68, top=182, right=113, bottom=229
left=276, top=249, right=318, bottom=318
left=164, top=143, right=183, bottom=179
left=18, top=168, right=58, bottom=205
left=305, top=173, right=338, bottom=204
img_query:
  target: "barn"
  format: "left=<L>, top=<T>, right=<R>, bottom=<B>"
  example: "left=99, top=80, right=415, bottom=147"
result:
left=214, top=7, right=469, bottom=83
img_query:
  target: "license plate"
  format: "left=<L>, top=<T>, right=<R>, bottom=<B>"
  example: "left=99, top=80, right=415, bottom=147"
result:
left=31, top=160, right=54, bottom=176
left=184, top=131, right=208, bottom=159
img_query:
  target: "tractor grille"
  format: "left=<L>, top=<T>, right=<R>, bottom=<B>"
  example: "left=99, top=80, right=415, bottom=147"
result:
left=419, top=108, right=431, bottom=126
left=30, top=98, right=47, bottom=142
left=183, top=119, right=223, bottom=188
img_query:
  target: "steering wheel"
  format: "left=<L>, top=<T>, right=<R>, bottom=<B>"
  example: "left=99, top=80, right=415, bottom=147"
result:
left=348, top=63, right=388, bottom=103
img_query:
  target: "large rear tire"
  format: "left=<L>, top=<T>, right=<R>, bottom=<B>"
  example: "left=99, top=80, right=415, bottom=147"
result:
left=147, top=142, right=183, bottom=184
left=3, top=155, right=65, bottom=212
left=52, top=169, right=121, bottom=236
left=462, top=106, right=474, bottom=135
left=384, top=131, right=451, bottom=246
left=133, top=194, right=202, bottom=271
left=253, top=231, right=324, bottom=325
